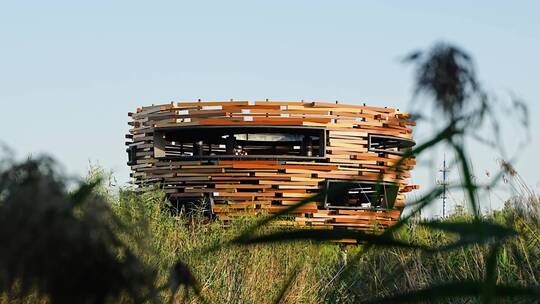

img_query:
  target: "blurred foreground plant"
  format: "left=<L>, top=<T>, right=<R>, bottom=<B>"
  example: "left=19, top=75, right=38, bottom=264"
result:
left=217, top=42, right=538, bottom=303
left=0, top=41, right=537, bottom=304
left=0, top=155, right=202, bottom=304
left=0, top=155, right=156, bottom=303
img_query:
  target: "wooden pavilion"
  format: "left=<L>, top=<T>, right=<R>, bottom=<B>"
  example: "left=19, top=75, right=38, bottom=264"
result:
left=126, top=100, right=417, bottom=230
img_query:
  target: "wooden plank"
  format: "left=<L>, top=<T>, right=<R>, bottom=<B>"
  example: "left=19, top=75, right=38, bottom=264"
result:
left=127, top=100, right=417, bottom=232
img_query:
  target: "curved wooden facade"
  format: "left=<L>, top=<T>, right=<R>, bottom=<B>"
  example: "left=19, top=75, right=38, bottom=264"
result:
left=126, top=100, right=417, bottom=230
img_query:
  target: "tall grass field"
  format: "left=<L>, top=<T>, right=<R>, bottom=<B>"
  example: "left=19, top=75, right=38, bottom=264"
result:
left=4, top=171, right=538, bottom=304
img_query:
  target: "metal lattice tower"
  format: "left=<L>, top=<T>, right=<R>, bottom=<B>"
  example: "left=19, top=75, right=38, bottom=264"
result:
left=437, top=154, right=450, bottom=218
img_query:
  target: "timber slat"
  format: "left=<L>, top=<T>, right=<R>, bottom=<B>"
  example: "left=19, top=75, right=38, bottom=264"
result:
left=127, top=100, right=417, bottom=231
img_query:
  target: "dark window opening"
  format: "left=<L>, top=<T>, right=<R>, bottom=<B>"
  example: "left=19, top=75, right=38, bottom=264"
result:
left=324, top=180, right=399, bottom=210
left=126, top=146, right=137, bottom=166
left=154, top=125, right=326, bottom=160
left=368, top=134, right=415, bottom=155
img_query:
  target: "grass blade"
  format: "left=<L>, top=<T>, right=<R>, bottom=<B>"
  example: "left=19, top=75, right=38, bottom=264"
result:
left=273, top=264, right=301, bottom=304
left=420, top=220, right=517, bottom=251
left=234, top=229, right=429, bottom=250
left=452, top=142, right=480, bottom=217
left=69, top=178, right=101, bottom=206
left=365, top=281, right=540, bottom=303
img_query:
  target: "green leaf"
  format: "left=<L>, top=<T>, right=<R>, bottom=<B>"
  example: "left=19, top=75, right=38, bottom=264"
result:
left=420, top=220, right=517, bottom=251
left=219, top=188, right=330, bottom=251
left=382, top=186, right=445, bottom=236
left=273, top=264, right=301, bottom=304
left=451, top=142, right=480, bottom=217
left=392, top=123, right=460, bottom=176
left=234, top=229, right=428, bottom=250
left=69, top=178, right=101, bottom=206
left=481, top=244, right=500, bottom=304
left=365, top=281, right=540, bottom=303
left=169, top=261, right=207, bottom=304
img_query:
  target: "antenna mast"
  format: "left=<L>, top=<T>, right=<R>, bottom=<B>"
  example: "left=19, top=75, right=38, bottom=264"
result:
left=437, top=154, right=450, bottom=218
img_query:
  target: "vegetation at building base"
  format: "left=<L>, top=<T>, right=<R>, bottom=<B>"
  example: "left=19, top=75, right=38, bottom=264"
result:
left=1, top=41, right=539, bottom=303
left=0, top=164, right=539, bottom=304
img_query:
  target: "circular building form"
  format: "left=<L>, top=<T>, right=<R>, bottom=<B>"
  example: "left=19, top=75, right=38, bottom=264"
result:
left=126, top=100, right=417, bottom=230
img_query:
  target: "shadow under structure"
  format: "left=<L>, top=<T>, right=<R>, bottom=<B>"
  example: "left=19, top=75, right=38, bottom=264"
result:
left=126, top=100, right=417, bottom=230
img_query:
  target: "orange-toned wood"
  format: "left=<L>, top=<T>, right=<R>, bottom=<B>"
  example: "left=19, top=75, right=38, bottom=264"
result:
left=126, top=100, right=417, bottom=231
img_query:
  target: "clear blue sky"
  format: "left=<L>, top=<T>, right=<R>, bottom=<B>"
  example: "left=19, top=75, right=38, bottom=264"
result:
left=1, top=1, right=538, bottom=216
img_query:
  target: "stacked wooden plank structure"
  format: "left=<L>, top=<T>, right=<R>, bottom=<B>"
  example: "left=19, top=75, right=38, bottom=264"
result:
left=126, top=100, right=417, bottom=230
